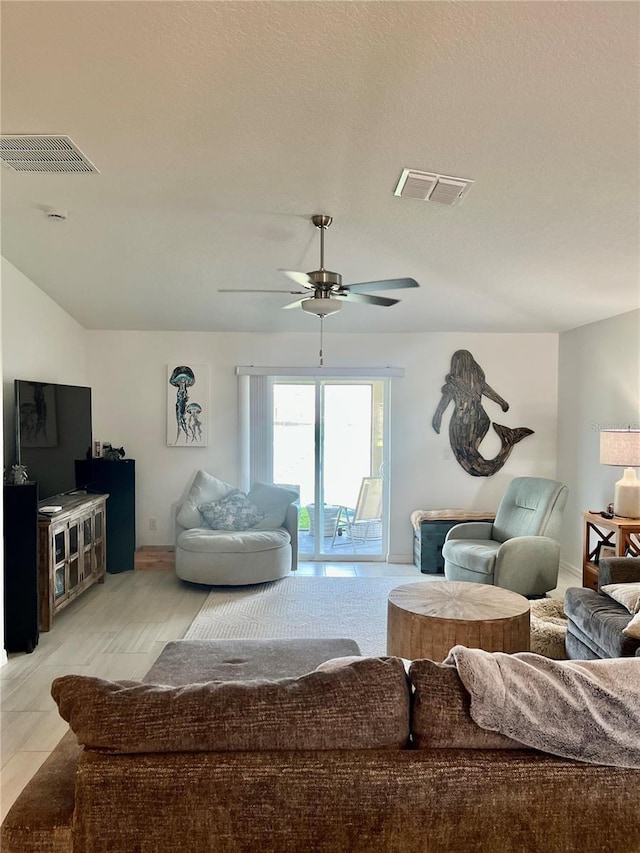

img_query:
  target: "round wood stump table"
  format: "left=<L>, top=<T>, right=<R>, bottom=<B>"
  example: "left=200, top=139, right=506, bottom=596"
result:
left=387, top=581, right=530, bottom=661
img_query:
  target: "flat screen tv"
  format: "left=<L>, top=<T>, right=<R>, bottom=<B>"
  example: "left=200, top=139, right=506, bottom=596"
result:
left=15, top=379, right=92, bottom=501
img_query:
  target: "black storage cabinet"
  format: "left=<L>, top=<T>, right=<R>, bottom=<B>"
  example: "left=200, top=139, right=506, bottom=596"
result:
left=4, top=482, right=39, bottom=653
left=414, top=519, right=461, bottom=574
left=75, top=459, right=136, bottom=573
left=413, top=512, right=496, bottom=574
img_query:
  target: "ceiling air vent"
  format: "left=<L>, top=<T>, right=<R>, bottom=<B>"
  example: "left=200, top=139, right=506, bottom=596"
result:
left=0, top=135, right=99, bottom=173
left=393, top=169, right=473, bottom=205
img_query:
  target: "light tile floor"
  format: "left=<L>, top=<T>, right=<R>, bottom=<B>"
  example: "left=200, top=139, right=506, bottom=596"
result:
left=0, top=559, right=579, bottom=819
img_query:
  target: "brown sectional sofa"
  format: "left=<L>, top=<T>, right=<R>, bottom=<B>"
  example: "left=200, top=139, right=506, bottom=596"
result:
left=3, top=638, right=640, bottom=853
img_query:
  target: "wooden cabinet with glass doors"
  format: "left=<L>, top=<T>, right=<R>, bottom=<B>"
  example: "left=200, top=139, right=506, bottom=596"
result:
left=38, top=492, right=108, bottom=631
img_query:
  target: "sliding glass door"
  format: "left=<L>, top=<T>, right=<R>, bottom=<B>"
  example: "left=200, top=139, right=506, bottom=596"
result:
left=272, top=378, right=389, bottom=561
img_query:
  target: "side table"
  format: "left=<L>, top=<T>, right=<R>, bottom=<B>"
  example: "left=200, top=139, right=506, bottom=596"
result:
left=582, top=511, right=640, bottom=591
left=387, top=581, right=530, bottom=661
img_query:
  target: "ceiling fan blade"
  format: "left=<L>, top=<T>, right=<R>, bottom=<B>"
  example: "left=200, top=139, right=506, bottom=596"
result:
left=342, top=292, right=399, bottom=307
left=346, top=277, right=419, bottom=293
left=279, top=269, right=315, bottom=289
left=281, top=298, right=306, bottom=310
left=218, top=289, right=306, bottom=294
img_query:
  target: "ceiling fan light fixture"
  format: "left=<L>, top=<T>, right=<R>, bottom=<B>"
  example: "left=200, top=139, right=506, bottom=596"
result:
left=301, top=297, right=342, bottom=317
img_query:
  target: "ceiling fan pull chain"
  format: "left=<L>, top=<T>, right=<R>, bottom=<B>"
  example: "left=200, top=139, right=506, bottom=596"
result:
left=319, top=315, right=324, bottom=366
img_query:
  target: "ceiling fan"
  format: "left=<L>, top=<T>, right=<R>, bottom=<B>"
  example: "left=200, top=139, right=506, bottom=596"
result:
left=219, top=214, right=419, bottom=317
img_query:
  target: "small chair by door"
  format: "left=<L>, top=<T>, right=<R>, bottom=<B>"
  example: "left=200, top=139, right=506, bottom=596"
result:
left=332, top=477, right=383, bottom=551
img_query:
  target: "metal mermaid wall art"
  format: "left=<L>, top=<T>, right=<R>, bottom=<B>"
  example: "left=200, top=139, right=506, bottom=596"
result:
left=432, top=350, right=534, bottom=477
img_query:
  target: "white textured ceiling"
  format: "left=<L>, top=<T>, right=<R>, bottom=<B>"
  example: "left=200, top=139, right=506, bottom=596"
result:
left=1, top=1, right=638, bottom=333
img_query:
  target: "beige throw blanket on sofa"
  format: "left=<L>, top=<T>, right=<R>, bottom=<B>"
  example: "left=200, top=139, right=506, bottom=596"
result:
left=444, top=646, right=640, bottom=768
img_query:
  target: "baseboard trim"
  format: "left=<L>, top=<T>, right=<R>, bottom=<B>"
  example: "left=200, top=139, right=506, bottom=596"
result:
left=560, top=559, right=581, bottom=581
left=137, top=545, right=175, bottom=551
left=387, top=553, right=413, bottom=565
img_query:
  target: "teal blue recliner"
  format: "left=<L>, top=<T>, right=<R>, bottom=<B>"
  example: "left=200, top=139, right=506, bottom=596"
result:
left=442, top=477, right=569, bottom=597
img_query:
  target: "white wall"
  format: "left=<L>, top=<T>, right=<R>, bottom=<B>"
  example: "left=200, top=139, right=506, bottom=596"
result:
left=2, top=258, right=88, bottom=472
left=557, top=309, right=640, bottom=569
left=86, top=330, right=559, bottom=560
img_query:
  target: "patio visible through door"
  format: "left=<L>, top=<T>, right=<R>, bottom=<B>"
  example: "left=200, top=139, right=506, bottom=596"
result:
left=272, top=379, right=389, bottom=561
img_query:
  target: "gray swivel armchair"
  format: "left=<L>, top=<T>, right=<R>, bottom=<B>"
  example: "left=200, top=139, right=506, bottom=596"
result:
left=442, top=477, right=569, bottom=597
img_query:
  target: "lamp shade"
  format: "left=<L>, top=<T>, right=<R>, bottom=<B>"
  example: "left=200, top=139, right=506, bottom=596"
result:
left=599, top=429, right=640, bottom=466
left=599, top=429, right=640, bottom=518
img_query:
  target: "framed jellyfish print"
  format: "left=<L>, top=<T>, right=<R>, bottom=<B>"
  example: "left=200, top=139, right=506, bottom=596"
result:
left=167, top=364, right=209, bottom=447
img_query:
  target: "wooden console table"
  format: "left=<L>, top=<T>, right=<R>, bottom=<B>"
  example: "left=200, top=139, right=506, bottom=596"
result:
left=38, top=492, right=108, bottom=631
left=582, top=511, right=640, bottom=591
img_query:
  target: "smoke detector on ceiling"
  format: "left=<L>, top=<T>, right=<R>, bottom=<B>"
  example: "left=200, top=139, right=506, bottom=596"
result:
left=0, top=135, right=99, bottom=173
left=394, top=169, right=473, bottom=205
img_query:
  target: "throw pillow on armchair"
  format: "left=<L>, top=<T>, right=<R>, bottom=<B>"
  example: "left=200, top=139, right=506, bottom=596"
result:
left=199, top=491, right=265, bottom=531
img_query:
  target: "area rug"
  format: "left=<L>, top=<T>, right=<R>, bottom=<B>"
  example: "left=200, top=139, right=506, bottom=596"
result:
left=183, top=575, right=438, bottom=657
left=184, top=576, right=567, bottom=659
left=530, top=597, right=568, bottom=660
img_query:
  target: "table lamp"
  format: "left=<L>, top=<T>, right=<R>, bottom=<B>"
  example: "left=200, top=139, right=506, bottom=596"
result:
left=599, top=428, right=640, bottom=518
